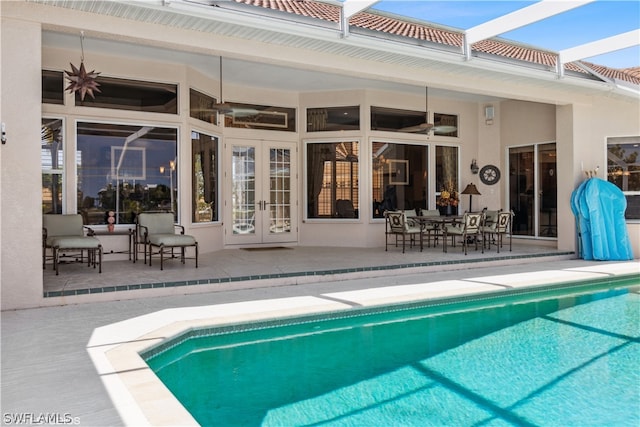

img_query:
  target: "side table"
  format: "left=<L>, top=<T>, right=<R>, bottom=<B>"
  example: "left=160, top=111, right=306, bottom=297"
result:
left=91, top=228, right=135, bottom=261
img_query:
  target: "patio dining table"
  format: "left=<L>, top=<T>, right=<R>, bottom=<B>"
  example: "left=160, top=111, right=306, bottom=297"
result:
left=410, top=215, right=463, bottom=253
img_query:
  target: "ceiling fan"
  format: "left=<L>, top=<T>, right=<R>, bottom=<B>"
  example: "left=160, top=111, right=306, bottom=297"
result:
left=191, top=56, right=261, bottom=117
left=400, top=86, right=457, bottom=134
left=400, top=86, right=434, bottom=133
left=207, top=56, right=237, bottom=115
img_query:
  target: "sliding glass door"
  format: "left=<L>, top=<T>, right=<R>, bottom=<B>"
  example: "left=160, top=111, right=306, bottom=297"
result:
left=508, top=143, right=557, bottom=238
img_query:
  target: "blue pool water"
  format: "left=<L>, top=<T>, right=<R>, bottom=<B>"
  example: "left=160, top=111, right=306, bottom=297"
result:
left=144, top=278, right=640, bottom=426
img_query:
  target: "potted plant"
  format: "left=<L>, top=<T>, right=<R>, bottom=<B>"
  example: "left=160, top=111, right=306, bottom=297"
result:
left=437, top=179, right=459, bottom=216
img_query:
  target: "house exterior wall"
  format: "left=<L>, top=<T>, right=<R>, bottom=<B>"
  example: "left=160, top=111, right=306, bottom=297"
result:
left=1, top=15, right=44, bottom=310
left=1, top=1, right=637, bottom=309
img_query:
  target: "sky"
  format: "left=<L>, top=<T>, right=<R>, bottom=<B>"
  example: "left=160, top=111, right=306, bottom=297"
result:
left=369, top=0, right=640, bottom=69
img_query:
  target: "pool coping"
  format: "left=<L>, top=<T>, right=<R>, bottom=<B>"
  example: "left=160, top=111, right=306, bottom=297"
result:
left=86, top=261, right=640, bottom=426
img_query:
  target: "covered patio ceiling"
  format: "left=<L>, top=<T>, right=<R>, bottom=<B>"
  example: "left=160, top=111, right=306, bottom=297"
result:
left=36, top=0, right=639, bottom=102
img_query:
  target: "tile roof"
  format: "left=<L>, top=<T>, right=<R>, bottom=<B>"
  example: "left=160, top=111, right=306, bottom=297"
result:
left=234, top=0, right=639, bottom=85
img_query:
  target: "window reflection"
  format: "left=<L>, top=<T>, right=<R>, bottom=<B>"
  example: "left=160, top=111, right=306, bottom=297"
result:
left=192, top=131, right=219, bottom=223
left=607, top=137, right=640, bottom=219
left=76, top=122, right=178, bottom=225
left=41, top=118, right=64, bottom=214
left=42, top=70, right=64, bottom=105
left=76, top=77, right=178, bottom=114
left=435, top=146, right=459, bottom=215
left=433, top=113, right=458, bottom=137
left=371, top=106, right=425, bottom=133
left=307, top=141, right=359, bottom=219
left=372, top=142, right=428, bottom=218
left=225, top=103, right=296, bottom=132
left=190, top=89, right=218, bottom=125
left=307, top=106, right=360, bottom=131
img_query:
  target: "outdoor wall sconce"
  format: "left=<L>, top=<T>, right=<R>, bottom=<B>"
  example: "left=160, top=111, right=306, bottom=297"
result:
left=484, top=105, right=494, bottom=125
left=470, top=159, right=479, bottom=174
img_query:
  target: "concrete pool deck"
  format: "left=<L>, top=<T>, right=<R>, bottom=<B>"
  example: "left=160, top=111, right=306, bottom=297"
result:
left=2, top=258, right=639, bottom=426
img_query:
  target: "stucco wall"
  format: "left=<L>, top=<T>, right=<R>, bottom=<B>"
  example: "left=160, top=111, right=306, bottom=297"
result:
left=583, top=97, right=640, bottom=254
left=1, top=17, right=44, bottom=310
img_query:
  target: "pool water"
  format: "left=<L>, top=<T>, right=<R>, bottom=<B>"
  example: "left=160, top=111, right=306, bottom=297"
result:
left=144, top=278, right=640, bottom=426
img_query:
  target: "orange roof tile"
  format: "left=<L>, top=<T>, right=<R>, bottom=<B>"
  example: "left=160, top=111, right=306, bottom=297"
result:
left=233, top=0, right=638, bottom=85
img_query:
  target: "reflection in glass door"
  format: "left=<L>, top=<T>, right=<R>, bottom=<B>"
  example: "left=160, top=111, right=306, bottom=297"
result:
left=508, top=143, right=557, bottom=238
left=226, top=140, right=297, bottom=246
left=231, top=146, right=256, bottom=236
left=537, top=143, right=557, bottom=237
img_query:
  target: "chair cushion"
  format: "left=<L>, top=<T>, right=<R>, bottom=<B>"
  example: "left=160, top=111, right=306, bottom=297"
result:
left=148, top=234, right=196, bottom=247
left=138, top=213, right=176, bottom=235
left=445, top=226, right=464, bottom=235
left=495, top=212, right=512, bottom=232
left=51, top=236, right=101, bottom=249
left=421, top=209, right=441, bottom=217
left=405, top=225, right=422, bottom=234
left=44, top=214, right=84, bottom=237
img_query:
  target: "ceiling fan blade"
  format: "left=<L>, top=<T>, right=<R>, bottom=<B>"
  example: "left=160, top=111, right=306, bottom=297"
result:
left=193, top=106, right=260, bottom=116
left=400, top=122, right=434, bottom=133
left=432, top=125, right=457, bottom=133
left=209, top=102, right=235, bottom=114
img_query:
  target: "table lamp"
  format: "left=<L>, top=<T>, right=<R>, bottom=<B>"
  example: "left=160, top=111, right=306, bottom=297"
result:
left=461, top=183, right=481, bottom=212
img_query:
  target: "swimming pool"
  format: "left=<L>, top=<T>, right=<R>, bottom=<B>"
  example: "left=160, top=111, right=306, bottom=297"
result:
left=143, top=276, right=639, bottom=426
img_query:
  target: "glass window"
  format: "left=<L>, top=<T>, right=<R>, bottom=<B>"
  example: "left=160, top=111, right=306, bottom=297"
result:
left=224, top=103, right=296, bottom=132
left=41, top=118, right=64, bottom=214
left=371, top=106, right=426, bottom=133
left=607, top=137, right=640, bottom=219
left=76, top=77, right=178, bottom=114
left=433, top=113, right=458, bottom=137
left=306, top=141, right=359, bottom=219
left=435, top=146, right=459, bottom=215
left=192, top=131, right=219, bottom=223
left=190, top=89, right=218, bottom=125
left=372, top=142, right=428, bottom=218
left=76, top=122, right=178, bottom=225
left=42, top=70, right=64, bottom=105
left=307, top=106, right=360, bottom=131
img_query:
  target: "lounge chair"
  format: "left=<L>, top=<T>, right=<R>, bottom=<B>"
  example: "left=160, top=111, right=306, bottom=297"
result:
left=137, top=212, right=198, bottom=270
left=43, top=214, right=102, bottom=275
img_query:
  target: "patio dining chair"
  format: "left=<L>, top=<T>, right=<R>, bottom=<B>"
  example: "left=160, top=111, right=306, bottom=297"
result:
left=444, top=212, right=484, bottom=255
left=137, top=212, right=198, bottom=270
left=482, top=210, right=513, bottom=253
left=43, top=214, right=102, bottom=275
left=385, top=210, right=423, bottom=253
left=418, top=208, right=443, bottom=247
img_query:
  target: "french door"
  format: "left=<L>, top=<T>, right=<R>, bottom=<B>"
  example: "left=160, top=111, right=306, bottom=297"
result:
left=508, top=142, right=557, bottom=238
left=225, top=139, right=297, bottom=246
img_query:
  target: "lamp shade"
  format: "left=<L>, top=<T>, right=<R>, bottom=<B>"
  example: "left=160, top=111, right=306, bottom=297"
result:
left=461, top=183, right=481, bottom=195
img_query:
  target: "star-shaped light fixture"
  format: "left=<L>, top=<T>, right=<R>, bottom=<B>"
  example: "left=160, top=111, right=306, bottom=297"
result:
left=64, top=31, right=101, bottom=101
left=65, top=62, right=101, bottom=101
